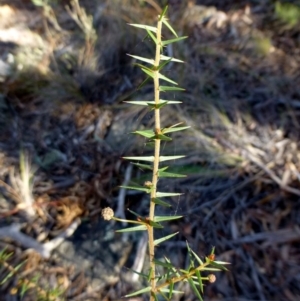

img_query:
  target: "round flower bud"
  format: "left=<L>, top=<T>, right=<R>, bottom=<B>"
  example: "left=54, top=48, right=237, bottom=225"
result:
left=144, top=181, right=152, bottom=187
left=101, top=207, right=114, bottom=221
left=208, top=274, right=216, bottom=283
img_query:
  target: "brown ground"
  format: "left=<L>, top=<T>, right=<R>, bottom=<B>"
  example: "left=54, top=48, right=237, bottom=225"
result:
left=0, top=0, right=300, bottom=300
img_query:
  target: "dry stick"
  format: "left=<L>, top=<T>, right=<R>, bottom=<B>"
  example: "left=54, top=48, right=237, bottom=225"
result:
left=0, top=219, right=80, bottom=259
left=148, top=16, right=163, bottom=301
left=115, top=163, right=133, bottom=224
left=243, top=150, right=300, bottom=196
left=130, top=232, right=148, bottom=282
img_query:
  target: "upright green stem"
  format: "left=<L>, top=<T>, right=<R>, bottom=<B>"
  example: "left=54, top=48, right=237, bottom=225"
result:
left=148, top=17, right=163, bottom=301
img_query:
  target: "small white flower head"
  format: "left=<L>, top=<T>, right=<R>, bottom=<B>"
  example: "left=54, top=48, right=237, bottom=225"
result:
left=101, top=207, right=114, bottom=221
left=208, top=274, right=216, bottom=283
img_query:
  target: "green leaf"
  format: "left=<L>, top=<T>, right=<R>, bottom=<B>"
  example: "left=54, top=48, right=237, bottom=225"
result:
left=127, top=208, right=143, bottom=218
left=156, top=192, right=182, bottom=197
left=158, top=166, right=169, bottom=171
left=214, top=260, right=231, bottom=265
left=160, top=99, right=182, bottom=104
left=133, top=129, right=155, bottom=138
left=162, top=18, right=178, bottom=37
left=162, top=126, right=190, bottom=134
left=188, top=278, right=203, bottom=301
left=152, top=197, right=171, bottom=207
left=159, top=5, right=169, bottom=21
left=156, top=134, right=172, bottom=141
left=187, top=242, right=195, bottom=268
left=125, top=286, right=152, bottom=297
left=133, top=163, right=153, bottom=170
left=116, top=225, right=147, bottom=232
left=147, top=101, right=168, bottom=110
left=158, top=171, right=186, bottom=178
left=154, top=215, right=182, bottom=222
left=147, top=28, right=158, bottom=44
left=160, top=86, right=185, bottom=92
left=159, top=155, right=185, bottom=162
left=129, top=24, right=157, bottom=33
left=169, top=281, right=174, bottom=299
left=162, top=36, right=188, bottom=46
left=135, top=63, right=154, bottom=72
left=154, top=232, right=179, bottom=246
left=124, top=100, right=181, bottom=106
left=191, top=249, right=204, bottom=266
left=158, top=73, right=178, bottom=85
left=148, top=220, right=164, bottom=229
left=120, top=185, right=150, bottom=193
left=207, top=260, right=229, bottom=271
left=127, top=54, right=154, bottom=65
left=195, top=269, right=203, bottom=294
left=141, top=67, right=155, bottom=79
left=160, top=288, right=184, bottom=295
left=160, top=54, right=184, bottom=63
left=123, top=156, right=154, bottom=162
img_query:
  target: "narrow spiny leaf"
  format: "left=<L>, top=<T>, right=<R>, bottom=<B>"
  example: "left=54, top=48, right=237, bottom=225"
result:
left=162, top=18, right=178, bottom=37
left=187, top=278, right=203, bottom=301
left=154, top=215, right=182, bottom=222
left=160, top=54, right=184, bottom=63
left=116, top=225, right=147, bottom=232
left=125, top=100, right=181, bottom=106
left=148, top=220, right=164, bottom=228
left=147, top=101, right=168, bottom=109
left=152, top=197, right=171, bottom=207
left=123, top=156, right=154, bottom=162
left=120, top=185, right=150, bottom=193
left=154, top=232, right=179, bottom=246
left=195, top=269, right=203, bottom=294
left=147, top=28, right=158, bottom=44
left=156, top=192, right=182, bottom=197
left=169, top=282, right=174, bottom=299
left=160, top=86, right=185, bottom=92
left=129, top=24, right=157, bottom=32
left=141, top=67, right=155, bottom=79
left=158, top=171, right=186, bottom=177
left=158, top=73, right=178, bottom=85
left=159, top=155, right=185, bottom=162
left=127, top=54, right=154, bottom=64
left=125, top=286, right=152, bottom=297
left=162, top=126, right=190, bottom=134
left=133, top=130, right=155, bottom=138
left=156, top=134, right=172, bottom=141
left=124, top=267, right=148, bottom=279
left=161, top=36, right=188, bottom=46
left=159, top=5, right=169, bottom=21
left=133, top=162, right=153, bottom=170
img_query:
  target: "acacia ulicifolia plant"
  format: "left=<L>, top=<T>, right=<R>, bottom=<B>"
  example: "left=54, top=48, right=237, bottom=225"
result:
left=101, top=6, right=229, bottom=301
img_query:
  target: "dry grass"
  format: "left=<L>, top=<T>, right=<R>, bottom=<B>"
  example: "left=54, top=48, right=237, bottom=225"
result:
left=0, top=0, right=299, bottom=300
